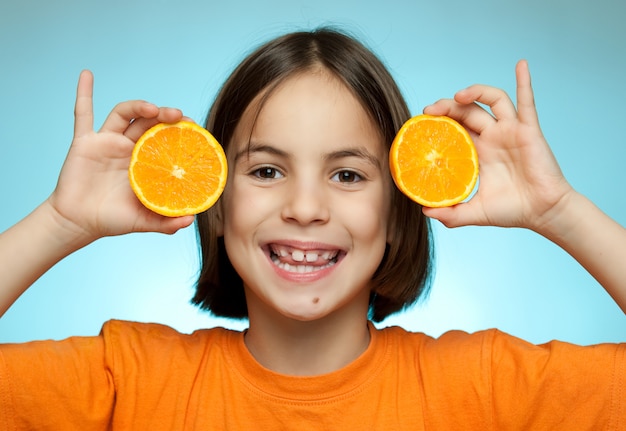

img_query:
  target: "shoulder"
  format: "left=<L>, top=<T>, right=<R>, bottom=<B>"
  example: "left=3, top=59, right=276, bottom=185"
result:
left=102, top=318, right=232, bottom=337
left=102, top=319, right=235, bottom=340
left=100, top=319, right=241, bottom=364
left=380, top=324, right=626, bottom=364
left=377, top=324, right=498, bottom=358
left=374, top=325, right=499, bottom=390
left=374, top=326, right=500, bottom=423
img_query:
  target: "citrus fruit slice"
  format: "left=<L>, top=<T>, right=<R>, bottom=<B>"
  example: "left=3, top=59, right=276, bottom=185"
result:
left=129, top=121, right=227, bottom=217
left=389, top=114, right=479, bottom=207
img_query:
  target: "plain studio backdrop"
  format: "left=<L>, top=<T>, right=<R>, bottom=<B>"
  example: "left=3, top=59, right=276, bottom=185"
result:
left=1, top=0, right=624, bottom=344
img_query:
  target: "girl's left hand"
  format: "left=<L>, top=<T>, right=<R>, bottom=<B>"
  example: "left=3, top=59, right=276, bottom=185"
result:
left=422, top=60, right=574, bottom=234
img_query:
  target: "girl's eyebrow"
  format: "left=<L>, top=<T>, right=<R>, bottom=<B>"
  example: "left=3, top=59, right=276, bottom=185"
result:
left=233, top=142, right=288, bottom=163
left=234, top=141, right=382, bottom=170
left=323, top=148, right=382, bottom=170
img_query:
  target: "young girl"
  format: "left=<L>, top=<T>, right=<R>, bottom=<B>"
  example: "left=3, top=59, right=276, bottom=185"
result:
left=1, top=28, right=624, bottom=430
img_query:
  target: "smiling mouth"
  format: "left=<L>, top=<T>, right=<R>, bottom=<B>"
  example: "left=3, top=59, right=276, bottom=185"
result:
left=268, top=244, right=341, bottom=273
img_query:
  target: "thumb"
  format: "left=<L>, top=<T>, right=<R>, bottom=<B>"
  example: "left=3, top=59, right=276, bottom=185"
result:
left=158, top=216, right=196, bottom=235
left=135, top=213, right=196, bottom=235
left=422, top=204, right=481, bottom=228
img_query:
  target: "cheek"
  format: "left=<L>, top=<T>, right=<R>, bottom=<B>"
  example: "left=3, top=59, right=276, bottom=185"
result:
left=335, top=188, right=391, bottom=241
left=221, top=180, right=278, bottom=235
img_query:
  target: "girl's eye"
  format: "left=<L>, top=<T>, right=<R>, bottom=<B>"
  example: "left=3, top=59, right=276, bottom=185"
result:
left=332, top=170, right=362, bottom=183
left=252, top=167, right=284, bottom=180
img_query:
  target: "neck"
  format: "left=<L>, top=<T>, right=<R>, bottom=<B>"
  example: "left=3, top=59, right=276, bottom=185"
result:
left=243, top=297, right=371, bottom=376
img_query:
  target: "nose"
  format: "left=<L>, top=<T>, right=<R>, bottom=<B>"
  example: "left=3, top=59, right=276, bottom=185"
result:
left=281, top=178, right=330, bottom=226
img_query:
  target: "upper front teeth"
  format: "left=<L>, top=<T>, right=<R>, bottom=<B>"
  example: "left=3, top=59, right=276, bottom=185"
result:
left=272, top=245, right=336, bottom=263
left=292, top=250, right=319, bottom=262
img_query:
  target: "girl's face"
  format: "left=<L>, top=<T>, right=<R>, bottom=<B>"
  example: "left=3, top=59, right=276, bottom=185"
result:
left=220, top=70, right=392, bottom=323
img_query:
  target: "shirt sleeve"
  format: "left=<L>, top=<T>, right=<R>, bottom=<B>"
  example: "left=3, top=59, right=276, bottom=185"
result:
left=489, top=330, right=626, bottom=430
left=0, top=331, right=115, bottom=430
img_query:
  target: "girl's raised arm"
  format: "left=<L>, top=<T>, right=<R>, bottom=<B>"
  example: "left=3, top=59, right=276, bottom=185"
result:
left=423, top=61, right=626, bottom=312
left=0, top=71, right=194, bottom=317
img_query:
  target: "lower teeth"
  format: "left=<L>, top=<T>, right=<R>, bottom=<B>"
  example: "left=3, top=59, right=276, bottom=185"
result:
left=270, top=255, right=336, bottom=273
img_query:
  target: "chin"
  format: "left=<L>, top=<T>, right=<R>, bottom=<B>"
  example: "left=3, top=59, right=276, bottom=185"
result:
left=278, top=301, right=331, bottom=322
left=275, top=292, right=367, bottom=324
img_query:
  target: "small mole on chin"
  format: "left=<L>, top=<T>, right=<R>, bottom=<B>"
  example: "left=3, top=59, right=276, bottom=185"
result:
left=312, top=297, right=320, bottom=304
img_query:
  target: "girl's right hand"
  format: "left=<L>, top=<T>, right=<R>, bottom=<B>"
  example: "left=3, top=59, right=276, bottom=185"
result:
left=46, top=70, right=195, bottom=248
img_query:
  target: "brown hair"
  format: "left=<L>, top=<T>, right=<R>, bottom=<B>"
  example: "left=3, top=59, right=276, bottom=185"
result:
left=193, top=28, right=434, bottom=322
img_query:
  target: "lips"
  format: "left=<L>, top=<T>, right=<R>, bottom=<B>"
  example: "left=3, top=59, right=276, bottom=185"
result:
left=266, top=243, right=343, bottom=274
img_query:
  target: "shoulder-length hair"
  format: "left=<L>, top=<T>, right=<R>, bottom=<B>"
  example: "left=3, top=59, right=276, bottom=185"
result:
left=193, top=28, right=434, bottom=322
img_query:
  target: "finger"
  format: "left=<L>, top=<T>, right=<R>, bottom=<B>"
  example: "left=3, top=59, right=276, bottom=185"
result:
left=454, top=84, right=517, bottom=121
left=515, top=60, right=540, bottom=127
left=122, top=107, right=185, bottom=142
left=422, top=203, right=484, bottom=229
left=74, top=70, right=95, bottom=138
left=424, top=99, right=496, bottom=135
left=136, top=213, right=196, bottom=234
left=159, top=215, right=195, bottom=234
left=99, top=100, right=160, bottom=134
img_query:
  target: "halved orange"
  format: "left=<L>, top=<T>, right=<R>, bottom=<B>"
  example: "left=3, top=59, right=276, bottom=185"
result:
left=129, top=121, right=227, bottom=217
left=389, top=114, right=478, bottom=207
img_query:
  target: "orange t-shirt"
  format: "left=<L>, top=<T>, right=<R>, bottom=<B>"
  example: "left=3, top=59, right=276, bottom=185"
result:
left=0, top=320, right=624, bottom=430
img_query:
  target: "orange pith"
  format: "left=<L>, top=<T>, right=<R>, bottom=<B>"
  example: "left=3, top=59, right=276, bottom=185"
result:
left=129, top=121, right=227, bottom=217
left=389, top=115, right=479, bottom=207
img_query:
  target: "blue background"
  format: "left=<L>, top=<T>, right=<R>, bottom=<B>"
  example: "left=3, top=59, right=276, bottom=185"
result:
left=1, top=0, right=624, bottom=344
